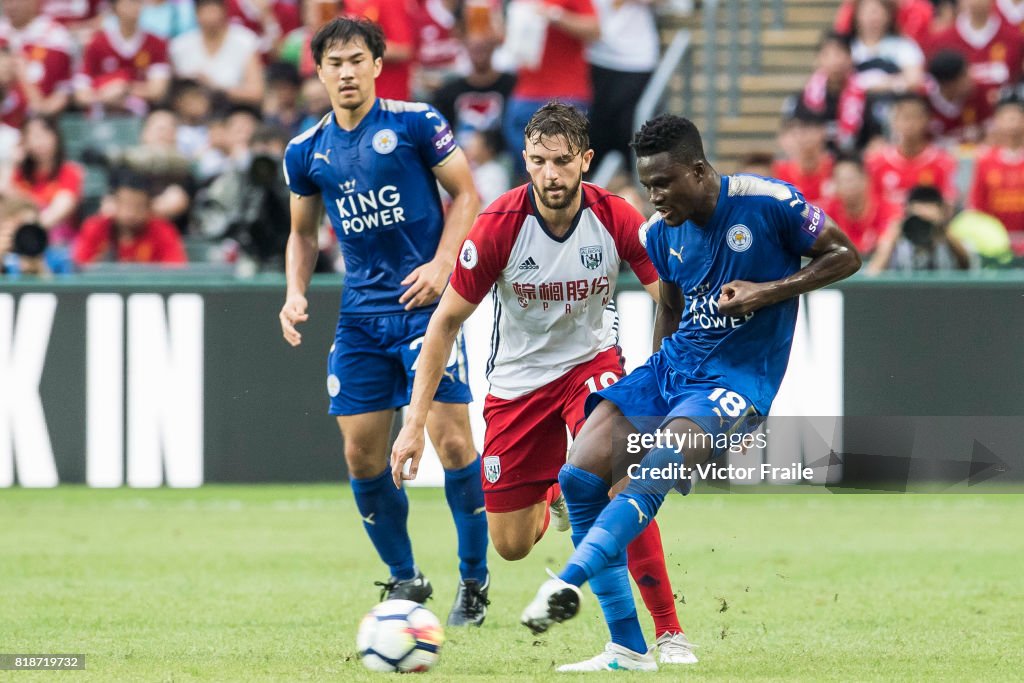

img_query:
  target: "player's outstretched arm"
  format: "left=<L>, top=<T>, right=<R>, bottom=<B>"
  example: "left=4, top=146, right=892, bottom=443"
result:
left=653, top=279, right=684, bottom=353
left=279, top=193, right=322, bottom=346
left=399, top=150, right=481, bottom=310
left=719, top=219, right=861, bottom=317
left=391, top=287, right=479, bottom=487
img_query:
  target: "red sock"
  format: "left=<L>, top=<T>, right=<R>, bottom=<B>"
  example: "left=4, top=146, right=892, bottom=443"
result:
left=626, top=519, right=683, bottom=637
left=536, top=482, right=560, bottom=541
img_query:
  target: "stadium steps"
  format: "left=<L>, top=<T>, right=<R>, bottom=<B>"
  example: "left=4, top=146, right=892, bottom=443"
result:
left=658, top=0, right=842, bottom=171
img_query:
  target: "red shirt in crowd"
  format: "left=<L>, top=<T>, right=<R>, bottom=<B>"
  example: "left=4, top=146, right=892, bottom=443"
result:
left=226, top=0, right=300, bottom=49
left=513, top=0, right=596, bottom=102
left=79, top=26, right=170, bottom=90
left=834, top=0, right=933, bottom=46
left=0, top=15, right=75, bottom=96
left=929, top=14, right=1022, bottom=108
left=865, top=144, right=959, bottom=209
left=11, top=161, right=84, bottom=215
left=995, top=0, right=1024, bottom=33
left=969, top=145, right=1024, bottom=235
left=924, top=76, right=992, bottom=144
left=73, top=214, right=187, bottom=264
left=771, top=156, right=835, bottom=203
left=42, top=0, right=104, bottom=26
left=819, top=194, right=898, bottom=254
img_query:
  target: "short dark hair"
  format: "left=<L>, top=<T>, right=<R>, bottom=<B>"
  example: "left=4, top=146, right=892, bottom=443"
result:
left=311, top=17, right=386, bottom=66
left=927, top=50, right=967, bottom=83
left=817, top=30, right=851, bottom=52
left=194, top=0, right=225, bottom=8
left=631, top=114, right=706, bottom=164
left=524, top=101, right=590, bottom=156
left=110, top=170, right=153, bottom=196
left=906, top=185, right=943, bottom=205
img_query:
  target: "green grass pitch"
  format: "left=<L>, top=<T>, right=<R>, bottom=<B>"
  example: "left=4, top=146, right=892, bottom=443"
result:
left=1, top=486, right=1022, bottom=681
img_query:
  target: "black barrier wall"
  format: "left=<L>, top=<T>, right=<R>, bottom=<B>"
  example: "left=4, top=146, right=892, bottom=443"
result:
left=1, top=273, right=1022, bottom=485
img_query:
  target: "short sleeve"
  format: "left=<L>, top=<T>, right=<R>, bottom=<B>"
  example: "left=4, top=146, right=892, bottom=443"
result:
left=408, top=105, right=458, bottom=168
left=283, top=142, right=318, bottom=196
left=448, top=213, right=514, bottom=304
left=640, top=217, right=670, bottom=282
left=769, top=186, right=826, bottom=256
left=590, top=193, right=658, bottom=285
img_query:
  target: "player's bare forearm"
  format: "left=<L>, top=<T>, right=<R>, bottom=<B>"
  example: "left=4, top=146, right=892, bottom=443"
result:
left=653, top=279, right=683, bottom=352
left=433, top=151, right=481, bottom=266
left=285, top=194, right=321, bottom=298
left=405, top=289, right=478, bottom=429
left=771, top=222, right=861, bottom=300
left=721, top=222, right=860, bottom=316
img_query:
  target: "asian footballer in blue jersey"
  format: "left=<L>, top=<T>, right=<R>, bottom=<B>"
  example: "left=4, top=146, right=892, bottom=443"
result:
left=278, top=17, right=490, bottom=626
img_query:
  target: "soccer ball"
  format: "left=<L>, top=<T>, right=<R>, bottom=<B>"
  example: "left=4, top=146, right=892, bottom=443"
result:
left=357, top=600, right=444, bottom=673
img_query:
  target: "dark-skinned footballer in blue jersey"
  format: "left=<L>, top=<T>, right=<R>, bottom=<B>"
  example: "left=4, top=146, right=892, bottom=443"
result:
left=520, top=114, right=861, bottom=671
left=279, top=16, right=489, bottom=627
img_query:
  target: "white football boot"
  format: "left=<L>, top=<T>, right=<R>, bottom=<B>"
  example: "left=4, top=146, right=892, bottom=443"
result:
left=520, top=570, right=582, bottom=634
left=556, top=642, right=658, bottom=672
left=655, top=632, right=699, bottom=664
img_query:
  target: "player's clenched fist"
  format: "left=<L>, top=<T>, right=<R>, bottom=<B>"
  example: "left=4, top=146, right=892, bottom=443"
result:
left=279, top=294, right=309, bottom=346
left=391, top=424, right=426, bottom=488
left=718, top=280, right=769, bottom=317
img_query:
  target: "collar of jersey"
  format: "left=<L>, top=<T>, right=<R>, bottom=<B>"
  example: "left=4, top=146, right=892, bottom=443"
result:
left=686, top=175, right=729, bottom=232
left=526, top=183, right=586, bottom=243
left=329, top=97, right=382, bottom=135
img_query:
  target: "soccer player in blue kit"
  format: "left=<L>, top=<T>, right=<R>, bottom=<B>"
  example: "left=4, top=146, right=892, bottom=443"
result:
left=279, top=17, right=490, bottom=626
left=520, top=115, right=862, bottom=670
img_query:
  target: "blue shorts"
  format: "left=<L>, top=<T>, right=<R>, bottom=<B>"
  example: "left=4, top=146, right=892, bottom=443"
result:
left=585, top=350, right=761, bottom=459
left=327, top=312, right=472, bottom=416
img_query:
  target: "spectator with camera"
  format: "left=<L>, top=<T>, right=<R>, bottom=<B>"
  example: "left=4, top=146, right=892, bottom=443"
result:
left=0, top=195, right=71, bottom=275
left=866, top=184, right=971, bottom=272
left=72, top=171, right=186, bottom=265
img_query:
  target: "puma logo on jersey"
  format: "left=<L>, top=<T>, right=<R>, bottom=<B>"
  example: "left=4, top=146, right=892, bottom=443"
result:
left=669, top=246, right=684, bottom=263
left=314, top=149, right=331, bottom=164
left=627, top=499, right=647, bottom=525
left=361, top=512, right=376, bottom=525
left=518, top=257, right=540, bottom=270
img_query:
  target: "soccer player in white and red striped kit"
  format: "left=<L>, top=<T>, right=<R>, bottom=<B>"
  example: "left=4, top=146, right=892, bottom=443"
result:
left=391, top=102, right=695, bottom=665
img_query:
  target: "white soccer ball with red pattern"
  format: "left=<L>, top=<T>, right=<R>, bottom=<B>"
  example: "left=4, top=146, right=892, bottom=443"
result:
left=357, top=600, right=444, bottom=673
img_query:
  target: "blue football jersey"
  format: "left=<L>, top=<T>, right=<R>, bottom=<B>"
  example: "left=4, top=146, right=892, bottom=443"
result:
left=283, top=98, right=459, bottom=316
left=642, top=174, right=825, bottom=415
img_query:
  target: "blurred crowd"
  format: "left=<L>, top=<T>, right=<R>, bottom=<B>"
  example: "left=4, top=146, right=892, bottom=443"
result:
left=766, top=0, right=1024, bottom=270
left=1, top=0, right=1022, bottom=276
left=0, top=0, right=670, bottom=276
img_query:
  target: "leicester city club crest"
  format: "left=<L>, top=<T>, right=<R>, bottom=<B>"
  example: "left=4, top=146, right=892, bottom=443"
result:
left=372, top=129, right=398, bottom=155
left=483, top=455, right=501, bottom=483
left=579, top=245, right=603, bottom=270
left=727, top=224, right=753, bottom=252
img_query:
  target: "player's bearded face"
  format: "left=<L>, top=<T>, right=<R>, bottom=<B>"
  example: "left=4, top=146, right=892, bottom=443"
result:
left=524, top=135, right=592, bottom=211
left=317, top=40, right=383, bottom=110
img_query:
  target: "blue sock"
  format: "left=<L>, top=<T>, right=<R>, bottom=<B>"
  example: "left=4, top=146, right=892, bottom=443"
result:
left=560, top=446, right=681, bottom=584
left=558, top=464, right=647, bottom=654
left=350, top=468, right=415, bottom=580
left=444, top=456, right=489, bottom=582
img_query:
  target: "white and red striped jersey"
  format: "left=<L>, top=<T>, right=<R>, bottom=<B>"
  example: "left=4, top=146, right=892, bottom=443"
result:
left=78, top=26, right=170, bottom=90
left=0, top=15, right=75, bottom=96
left=450, top=183, right=658, bottom=400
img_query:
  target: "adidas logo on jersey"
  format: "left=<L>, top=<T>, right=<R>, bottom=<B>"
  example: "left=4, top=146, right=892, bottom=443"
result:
left=518, top=257, right=540, bottom=270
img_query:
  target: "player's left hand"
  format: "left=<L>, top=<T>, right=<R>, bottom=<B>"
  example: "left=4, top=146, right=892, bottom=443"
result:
left=391, top=424, right=426, bottom=488
left=718, top=280, right=770, bottom=317
left=399, top=258, right=451, bottom=310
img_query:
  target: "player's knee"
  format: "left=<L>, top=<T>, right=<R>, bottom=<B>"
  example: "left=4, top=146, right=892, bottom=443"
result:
left=343, top=441, right=387, bottom=479
left=432, top=431, right=475, bottom=469
left=491, top=533, right=534, bottom=561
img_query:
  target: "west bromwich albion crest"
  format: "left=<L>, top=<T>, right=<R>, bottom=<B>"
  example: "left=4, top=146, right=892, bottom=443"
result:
left=579, top=245, right=603, bottom=270
left=483, top=455, right=501, bottom=483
